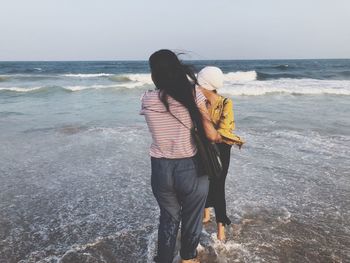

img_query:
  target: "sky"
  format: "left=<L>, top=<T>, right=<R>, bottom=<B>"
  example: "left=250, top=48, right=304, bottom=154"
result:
left=0, top=0, right=349, bottom=61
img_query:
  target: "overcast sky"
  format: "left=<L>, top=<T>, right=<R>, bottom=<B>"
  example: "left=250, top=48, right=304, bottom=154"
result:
left=0, top=0, right=349, bottom=61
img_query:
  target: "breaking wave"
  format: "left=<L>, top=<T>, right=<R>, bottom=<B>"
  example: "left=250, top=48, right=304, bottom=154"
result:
left=0, top=83, right=149, bottom=93
left=257, top=72, right=308, bottom=80
left=2, top=72, right=350, bottom=96
left=224, top=71, right=258, bottom=82
left=221, top=86, right=350, bottom=96
left=0, top=87, right=45, bottom=93
left=62, top=83, right=147, bottom=91
left=61, top=73, right=153, bottom=86
left=0, top=76, right=8, bottom=82
left=62, top=73, right=113, bottom=78
left=221, top=70, right=310, bottom=82
left=2, top=69, right=348, bottom=86
left=273, top=64, right=290, bottom=70
left=109, top=73, right=153, bottom=85
left=124, top=73, right=153, bottom=84
left=220, top=79, right=350, bottom=96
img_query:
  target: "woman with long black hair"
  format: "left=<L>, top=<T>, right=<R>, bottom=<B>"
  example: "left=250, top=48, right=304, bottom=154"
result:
left=140, top=50, right=221, bottom=263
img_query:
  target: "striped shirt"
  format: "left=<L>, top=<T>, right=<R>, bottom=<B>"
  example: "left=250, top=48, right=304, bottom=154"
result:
left=140, top=89, right=206, bottom=159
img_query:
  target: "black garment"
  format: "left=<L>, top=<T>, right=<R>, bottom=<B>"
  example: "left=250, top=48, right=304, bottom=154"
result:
left=205, top=143, right=232, bottom=225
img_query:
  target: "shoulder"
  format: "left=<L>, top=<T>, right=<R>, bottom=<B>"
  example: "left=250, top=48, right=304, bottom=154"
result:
left=222, top=96, right=233, bottom=107
left=141, top=90, right=160, bottom=105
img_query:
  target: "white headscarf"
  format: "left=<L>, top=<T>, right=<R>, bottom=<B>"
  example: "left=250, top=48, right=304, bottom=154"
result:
left=197, top=66, right=224, bottom=91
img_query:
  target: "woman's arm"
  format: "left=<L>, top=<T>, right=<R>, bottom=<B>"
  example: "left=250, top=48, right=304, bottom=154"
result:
left=198, top=103, right=222, bottom=143
left=218, top=99, right=244, bottom=148
left=218, top=98, right=235, bottom=131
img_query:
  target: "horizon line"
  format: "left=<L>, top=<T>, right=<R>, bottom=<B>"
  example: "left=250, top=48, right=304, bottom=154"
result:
left=1, top=57, right=350, bottom=62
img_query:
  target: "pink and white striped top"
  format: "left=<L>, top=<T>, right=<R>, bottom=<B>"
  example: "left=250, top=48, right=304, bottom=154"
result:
left=140, top=89, right=206, bottom=159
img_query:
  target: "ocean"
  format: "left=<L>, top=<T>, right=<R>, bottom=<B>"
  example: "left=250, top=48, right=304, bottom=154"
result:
left=0, top=59, right=349, bottom=263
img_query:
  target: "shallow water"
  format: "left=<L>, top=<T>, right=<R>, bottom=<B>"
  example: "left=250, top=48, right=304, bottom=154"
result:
left=1, top=60, right=350, bottom=262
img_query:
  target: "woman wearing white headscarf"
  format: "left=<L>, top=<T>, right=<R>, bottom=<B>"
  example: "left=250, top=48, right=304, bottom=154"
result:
left=197, top=66, right=244, bottom=241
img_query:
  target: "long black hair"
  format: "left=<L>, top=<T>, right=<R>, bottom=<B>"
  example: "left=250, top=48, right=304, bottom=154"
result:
left=149, top=49, right=206, bottom=139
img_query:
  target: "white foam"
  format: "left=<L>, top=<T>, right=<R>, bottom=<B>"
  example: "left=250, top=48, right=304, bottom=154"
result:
left=224, top=71, right=258, bottom=82
left=207, top=233, right=252, bottom=262
left=63, top=73, right=153, bottom=87
left=124, top=73, right=153, bottom=85
left=0, top=82, right=148, bottom=93
left=0, top=87, right=43, bottom=92
left=146, top=229, right=158, bottom=263
left=62, top=73, right=113, bottom=78
left=63, top=82, right=147, bottom=91
left=63, top=84, right=117, bottom=91
left=220, top=78, right=350, bottom=96
left=3, top=74, right=350, bottom=96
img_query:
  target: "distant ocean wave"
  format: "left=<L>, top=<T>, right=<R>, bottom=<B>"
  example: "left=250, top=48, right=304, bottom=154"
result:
left=225, top=70, right=350, bottom=81
left=2, top=78, right=350, bottom=96
left=0, top=74, right=62, bottom=82
left=1, top=62, right=350, bottom=97
left=221, top=86, right=350, bottom=96
left=6, top=68, right=44, bottom=74
left=223, top=70, right=313, bottom=81
left=0, top=73, right=154, bottom=83
left=220, top=79, right=350, bottom=96
left=0, top=76, right=8, bottom=82
left=273, top=64, right=291, bottom=70
left=0, top=87, right=46, bottom=93
left=0, top=83, right=150, bottom=93
left=224, top=71, right=258, bottom=82
left=62, top=83, right=148, bottom=91
left=62, top=73, right=114, bottom=78
left=108, top=75, right=132, bottom=82
left=60, top=73, right=154, bottom=85
left=224, top=70, right=350, bottom=81
left=255, top=64, right=296, bottom=70
left=109, top=73, right=154, bottom=85
left=110, top=72, right=257, bottom=83
left=256, top=72, right=308, bottom=80
left=2, top=68, right=350, bottom=84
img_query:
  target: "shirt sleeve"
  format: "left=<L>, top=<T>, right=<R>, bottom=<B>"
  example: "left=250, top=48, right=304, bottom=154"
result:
left=217, top=98, right=244, bottom=145
left=139, top=91, right=147, bottom=115
left=218, top=98, right=235, bottom=132
left=195, top=89, right=206, bottom=107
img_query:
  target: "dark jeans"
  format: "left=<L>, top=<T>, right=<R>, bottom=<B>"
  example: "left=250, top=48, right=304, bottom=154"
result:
left=205, top=143, right=232, bottom=225
left=151, top=156, right=209, bottom=263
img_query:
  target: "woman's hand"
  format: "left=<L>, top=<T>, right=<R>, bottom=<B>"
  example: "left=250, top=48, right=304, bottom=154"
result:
left=198, top=103, right=222, bottom=142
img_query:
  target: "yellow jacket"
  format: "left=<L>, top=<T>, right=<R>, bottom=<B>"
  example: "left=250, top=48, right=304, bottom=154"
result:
left=208, top=96, right=244, bottom=146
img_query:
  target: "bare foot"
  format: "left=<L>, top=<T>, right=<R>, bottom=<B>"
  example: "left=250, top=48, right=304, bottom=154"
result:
left=217, top=222, right=225, bottom=241
left=181, top=258, right=200, bottom=263
left=202, top=208, right=210, bottom=223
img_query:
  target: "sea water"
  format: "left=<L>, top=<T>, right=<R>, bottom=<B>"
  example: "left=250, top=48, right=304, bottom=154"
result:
left=0, top=60, right=349, bottom=262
